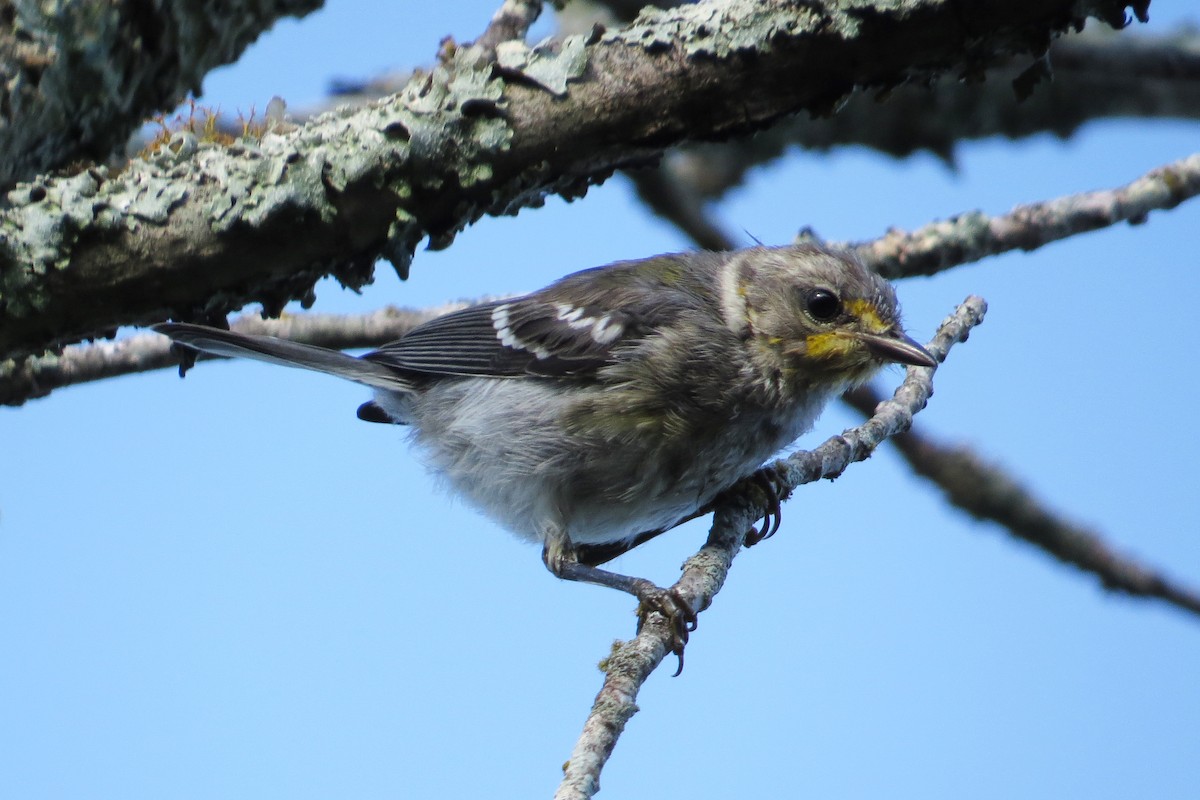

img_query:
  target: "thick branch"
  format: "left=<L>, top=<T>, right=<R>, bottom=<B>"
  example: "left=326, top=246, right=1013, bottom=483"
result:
left=0, top=0, right=1145, bottom=361
left=8, top=148, right=1195, bottom=406
left=555, top=295, right=988, bottom=800
left=0, top=0, right=322, bottom=189
left=844, top=386, right=1200, bottom=617
left=659, top=26, right=1200, bottom=197
left=308, top=26, right=1200, bottom=196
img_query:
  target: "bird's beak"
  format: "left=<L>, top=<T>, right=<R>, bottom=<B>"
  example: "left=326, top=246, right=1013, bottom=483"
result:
left=857, top=330, right=938, bottom=368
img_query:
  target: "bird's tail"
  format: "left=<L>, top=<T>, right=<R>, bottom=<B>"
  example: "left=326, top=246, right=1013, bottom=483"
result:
left=154, top=323, right=414, bottom=392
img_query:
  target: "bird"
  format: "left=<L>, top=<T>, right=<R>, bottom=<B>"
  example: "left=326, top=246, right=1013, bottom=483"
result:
left=155, top=244, right=936, bottom=662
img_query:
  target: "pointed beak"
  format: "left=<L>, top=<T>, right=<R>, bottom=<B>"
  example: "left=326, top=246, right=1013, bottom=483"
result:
left=857, top=329, right=938, bottom=368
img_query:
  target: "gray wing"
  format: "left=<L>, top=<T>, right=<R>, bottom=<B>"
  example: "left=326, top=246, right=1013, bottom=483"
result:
left=363, top=296, right=644, bottom=379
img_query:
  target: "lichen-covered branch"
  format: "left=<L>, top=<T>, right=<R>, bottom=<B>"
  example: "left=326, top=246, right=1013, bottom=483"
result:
left=841, top=151, right=1200, bottom=280
left=657, top=25, right=1200, bottom=198
left=301, top=25, right=1200, bottom=199
left=631, top=150, right=1200, bottom=293
left=554, top=295, right=988, bottom=800
left=10, top=146, right=1197, bottom=406
left=0, top=0, right=322, bottom=190
left=0, top=0, right=1147, bottom=362
left=844, top=385, right=1200, bottom=618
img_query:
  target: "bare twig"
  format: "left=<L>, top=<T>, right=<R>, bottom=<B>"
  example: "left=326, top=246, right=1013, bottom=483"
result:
left=842, top=152, right=1200, bottom=280
left=0, top=303, right=472, bottom=406
left=472, top=0, right=544, bottom=57
left=625, top=163, right=738, bottom=251
left=844, top=385, right=1200, bottom=618
left=554, top=296, right=988, bottom=800
left=626, top=123, right=1200, bottom=622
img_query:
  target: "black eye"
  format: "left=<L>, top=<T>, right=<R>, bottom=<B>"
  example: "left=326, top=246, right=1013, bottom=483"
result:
left=805, top=289, right=842, bottom=322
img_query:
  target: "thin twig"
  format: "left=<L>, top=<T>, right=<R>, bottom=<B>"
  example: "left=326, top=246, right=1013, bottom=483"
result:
left=626, top=164, right=738, bottom=251
left=0, top=303, right=472, bottom=406
left=842, top=151, right=1200, bottom=280
left=473, top=0, right=545, bottom=58
left=553, top=296, right=988, bottom=800
left=844, top=385, right=1200, bottom=618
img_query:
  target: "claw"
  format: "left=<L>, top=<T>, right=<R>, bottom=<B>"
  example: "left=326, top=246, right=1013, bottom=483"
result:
left=544, top=547, right=700, bottom=675
left=744, top=465, right=788, bottom=546
left=636, top=586, right=697, bottom=676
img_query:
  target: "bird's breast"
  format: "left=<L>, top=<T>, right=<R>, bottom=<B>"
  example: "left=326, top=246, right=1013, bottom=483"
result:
left=401, top=376, right=830, bottom=547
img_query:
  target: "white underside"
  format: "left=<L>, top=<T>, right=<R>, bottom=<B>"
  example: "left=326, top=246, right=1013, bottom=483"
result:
left=374, top=377, right=830, bottom=548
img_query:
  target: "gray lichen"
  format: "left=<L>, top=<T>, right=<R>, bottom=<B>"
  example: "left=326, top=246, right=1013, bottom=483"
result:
left=496, top=35, right=590, bottom=96
left=0, top=0, right=1157, bottom=360
left=0, top=0, right=323, bottom=188
left=0, top=26, right=526, bottom=355
left=607, top=0, right=827, bottom=56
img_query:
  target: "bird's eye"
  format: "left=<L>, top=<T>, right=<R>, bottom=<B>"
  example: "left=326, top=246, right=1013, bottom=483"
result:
left=805, top=289, right=842, bottom=322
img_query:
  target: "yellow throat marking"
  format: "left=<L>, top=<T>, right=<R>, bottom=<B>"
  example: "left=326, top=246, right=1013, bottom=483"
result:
left=803, top=331, right=854, bottom=359
left=803, top=300, right=889, bottom=360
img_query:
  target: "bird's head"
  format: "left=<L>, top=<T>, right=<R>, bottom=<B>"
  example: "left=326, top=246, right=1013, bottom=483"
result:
left=727, top=245, right=936, bottom=396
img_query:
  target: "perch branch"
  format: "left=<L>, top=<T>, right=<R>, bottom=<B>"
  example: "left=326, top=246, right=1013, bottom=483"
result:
left=840, top=152, right=1200, bottom=280
left=553, top=295, right=988, bottom=800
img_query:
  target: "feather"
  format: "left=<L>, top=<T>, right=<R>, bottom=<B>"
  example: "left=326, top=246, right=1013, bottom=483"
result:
left=363, top=297, right=640, bottom=379
left=153, top=323, right=415, bottom=392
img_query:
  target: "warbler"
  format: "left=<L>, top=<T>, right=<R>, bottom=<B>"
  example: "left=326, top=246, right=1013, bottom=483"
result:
left=156, top=244, right=935, bottom=653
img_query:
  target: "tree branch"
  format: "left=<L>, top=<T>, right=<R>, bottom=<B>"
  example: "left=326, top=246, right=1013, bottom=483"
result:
left=653, top=25, right=1200, bottom=198
left=0, top=0, right=1146, bottom=361
left=844, top=385, right=1200, bottom=618
left=627, top=134, right=1200, bottom=624
left=9, top=148, right=1197, bottom=406
left=626, top=163, right=739, bottom=251
left=473, top=0, right=545, bottom=57
left=0, top=0, right=322, bottom=189
left=554, top=295, right=988, bottom=800
left=841, top=151, right=1200, bottom=280
left=0, top=303, right=480, bottom=405
left=299, top=25, right=1200, bottom=199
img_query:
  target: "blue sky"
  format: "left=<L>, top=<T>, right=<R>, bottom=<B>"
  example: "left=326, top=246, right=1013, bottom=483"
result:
left=3, top=3, right=1198, bottom=798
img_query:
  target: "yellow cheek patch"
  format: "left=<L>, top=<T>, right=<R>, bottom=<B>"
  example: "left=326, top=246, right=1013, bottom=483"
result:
left=802, top=331, right=856, bottom=359
left=845, top=299, right=890, bottom=333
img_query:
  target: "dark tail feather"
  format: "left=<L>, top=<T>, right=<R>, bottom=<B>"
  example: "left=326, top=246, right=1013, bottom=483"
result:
left=357, top=401, right=398, bottom=423
left=153, top=323, right=414, bottom=392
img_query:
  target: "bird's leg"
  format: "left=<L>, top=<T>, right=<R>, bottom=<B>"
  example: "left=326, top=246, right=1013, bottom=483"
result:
left=542, top=541, right=697, bottom=675
left=572, top=462, right=792, bottom=567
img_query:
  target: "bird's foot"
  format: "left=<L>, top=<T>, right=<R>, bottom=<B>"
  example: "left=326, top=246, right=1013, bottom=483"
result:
left=634, top=582, right=697, bottom=676
left=742, top=462, right=791, bottom=547
left=542, top=542, right=698, bottom=675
